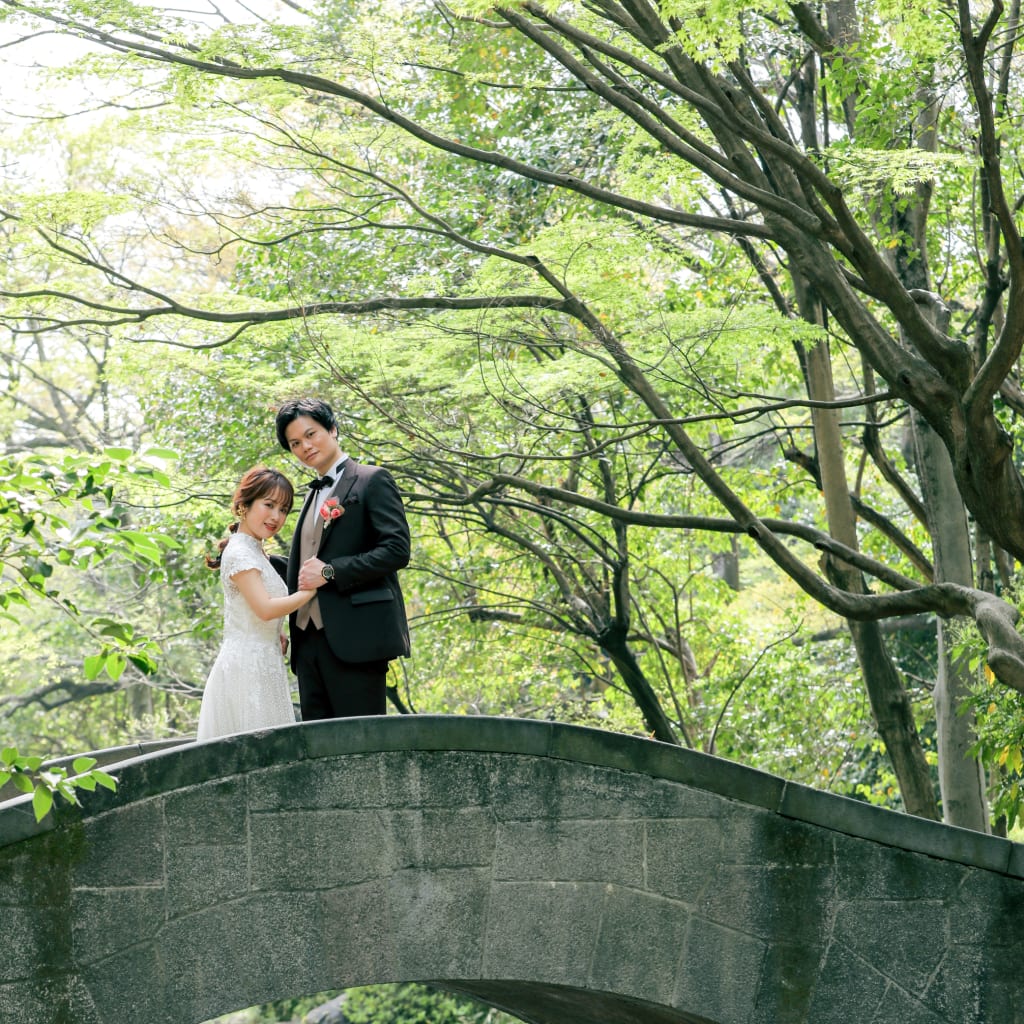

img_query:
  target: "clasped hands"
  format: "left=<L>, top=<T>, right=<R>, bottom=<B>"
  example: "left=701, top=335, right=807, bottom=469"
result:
left=297, top=556, right=329, bottom=591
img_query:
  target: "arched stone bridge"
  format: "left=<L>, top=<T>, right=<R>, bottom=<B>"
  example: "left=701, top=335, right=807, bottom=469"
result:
left=1, top=716, right=1022, bottom=1023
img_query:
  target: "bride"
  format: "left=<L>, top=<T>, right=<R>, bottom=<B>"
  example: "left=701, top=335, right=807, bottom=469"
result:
left=196, top=466, right=315, bottom=741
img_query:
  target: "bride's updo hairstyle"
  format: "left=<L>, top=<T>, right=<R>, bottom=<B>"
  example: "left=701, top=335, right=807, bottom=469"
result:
left=205, top=466, right=296, bottom=569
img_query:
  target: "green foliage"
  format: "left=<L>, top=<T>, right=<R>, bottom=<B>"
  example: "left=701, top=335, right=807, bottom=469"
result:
left=949, top=607, right=1024, bottom=830
left=0, top=745, right=116, bottom=822
left=825, top=145, right=976, bottom=204
left=970, top=685, right=1024, bottom=831
left=6, top=0, right=1024, bottom=833
left=623, top=0, right=794, bottom=64
left=200, top=984, right=520, bottom=1024
left=342, top=984, right=510, bottom=1024
left=958, top=606, right=1024, bottom=830
left=0, top=447, right=176, bottom=677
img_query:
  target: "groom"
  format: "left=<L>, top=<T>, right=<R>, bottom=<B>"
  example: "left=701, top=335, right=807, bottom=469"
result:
left=276, top=397, right=411, bottom=720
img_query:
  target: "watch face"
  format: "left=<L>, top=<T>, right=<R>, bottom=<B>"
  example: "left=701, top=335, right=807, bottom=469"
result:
left=321, top=564, right=334, bottom=580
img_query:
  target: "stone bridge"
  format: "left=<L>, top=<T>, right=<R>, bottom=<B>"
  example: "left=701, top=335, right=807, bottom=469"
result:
left=1, top=716, right=1022, bottom=1024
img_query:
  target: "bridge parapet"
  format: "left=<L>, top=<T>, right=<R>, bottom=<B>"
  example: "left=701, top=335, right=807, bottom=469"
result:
left=1, top=716, right=1022, bottom=1023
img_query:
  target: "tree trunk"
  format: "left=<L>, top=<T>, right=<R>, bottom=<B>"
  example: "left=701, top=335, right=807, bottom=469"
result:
left=598, top=623, right=680, bottom=745
left=908, top=299, right=989, bottom=831
left=802, top=333, right=940, bottom=819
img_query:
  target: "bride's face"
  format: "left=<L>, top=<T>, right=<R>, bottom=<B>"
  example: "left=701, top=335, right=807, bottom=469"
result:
left=239, top=491, right=291, bottom=541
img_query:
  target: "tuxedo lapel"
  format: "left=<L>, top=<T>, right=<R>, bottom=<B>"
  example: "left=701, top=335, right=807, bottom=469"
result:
left=295, top=487, right=316, bottom=529
left=316, top=464, right=358, bottom=554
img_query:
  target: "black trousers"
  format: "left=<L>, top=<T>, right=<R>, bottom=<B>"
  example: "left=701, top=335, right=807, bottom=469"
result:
left=293, top=624, right=388, bottom=720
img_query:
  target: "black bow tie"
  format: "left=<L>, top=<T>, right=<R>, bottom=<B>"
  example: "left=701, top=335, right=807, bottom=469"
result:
left=308, top=474, right=334, bottom=492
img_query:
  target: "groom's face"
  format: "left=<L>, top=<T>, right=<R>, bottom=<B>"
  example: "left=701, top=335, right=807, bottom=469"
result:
left=284, top=415, right=342, bottom=476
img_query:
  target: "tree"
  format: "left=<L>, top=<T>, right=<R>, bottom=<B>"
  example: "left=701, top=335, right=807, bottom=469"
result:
left=4, top=0, right=1024, bottom=827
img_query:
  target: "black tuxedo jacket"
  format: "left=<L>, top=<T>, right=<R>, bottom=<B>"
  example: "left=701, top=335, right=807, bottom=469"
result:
left=286, top=459, right=411, bottom=666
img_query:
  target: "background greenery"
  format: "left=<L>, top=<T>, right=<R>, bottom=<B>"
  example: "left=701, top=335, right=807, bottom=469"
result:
left=3, top=0, right=1024, bottom=1020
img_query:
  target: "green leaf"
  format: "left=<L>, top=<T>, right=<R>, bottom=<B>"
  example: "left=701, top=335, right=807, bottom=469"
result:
left=128, top=652, right=158, bottom=675
left=72, top=756, right=98, bottom=774
left=140, top=446, right=179, bottom=460
left=1, top=746, right=17, bottom=766
left=83, top=654, right=105, bottom=680
left=93, top=770, right=117, bottom=792
left=12, top=772, right=34, bottom=795
left=32, top=786, right=53, bottom=822
left=57, top=780, right=80, bottom=802
left=96, top=620, right=133, bottom=642
left=104, top=652, right=127, bottom=680
left=120, top=531, right=164, bottom=563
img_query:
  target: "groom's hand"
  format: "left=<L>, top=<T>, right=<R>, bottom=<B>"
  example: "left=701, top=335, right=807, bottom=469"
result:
left=299, top=557, right=329, bottom=590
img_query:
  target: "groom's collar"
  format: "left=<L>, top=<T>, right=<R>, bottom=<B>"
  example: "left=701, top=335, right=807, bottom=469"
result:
left=325, top=454, right=349, bottom=480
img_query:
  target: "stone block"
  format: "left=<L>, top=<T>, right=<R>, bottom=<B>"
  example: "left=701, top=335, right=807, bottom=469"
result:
left=321, top=879, right=397, bottom=985
left=974, top=932, right=1024, bottom=1022
left=673, top=914, right=766, bottom=1024
left=647, top=776, right=734, bottom=819
left=644, top=818, right=726, bottom=902
left=72, top=885, right=164, bottom=963
left=425, top=714, right=554, bottom=757
left=865, top=979, right=947, bottom=1024
left=1008, top=838, right=1024, bottom=879
left=783, top=782, right=1013, bottom=877
left=546, top=729, right=785, bottom=814
left=163, top=776, right=247, bottom=845
left=412, top=751, right=493, bottom=807
left=482, top=880, right=605, bottom=988
left=0, top=798, right=61, bottom=847
left=947, top=867, right=1024, bottom=946
left=591, top=887, right=691, bottom=1004
left=546, top=763, right=671, bottom=820
left=247, top=754, right=385, bottom=811
left=105, top=728, right=300, bottom=806
left=833, top=837, right=964, bottom=902
left=749, top=941, right=823, bottom=1024
left=81, top=942, right=173, bottom=1024
left=699, top=863, right=835, bottom=945
left=387, top=807, right=496, bottom=869
left=725, top=810, right=836, bottom=868
left=166, top=841, right=248, bottom=917
left=920, top=942, right=984, bottom=1022
left=487, top=755, right=560, bottom=821
left=492, top=819, right=645, bottom=886
left=389, top=866, right=490, bottom=978
left=2, top=904, right=70, bottom=975
left=250, top=808, right=391, bottom=890
left=0, top=975, right=96, bottom=1024
left=831, top=898, right=946, bottom=995
left=159, top=892, right=326, bottom=1022
left=71, top=800, right=164, bottom=888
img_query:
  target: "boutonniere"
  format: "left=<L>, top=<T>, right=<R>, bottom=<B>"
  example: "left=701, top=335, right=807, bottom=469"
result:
left=319, top=497, right=343, bottom=531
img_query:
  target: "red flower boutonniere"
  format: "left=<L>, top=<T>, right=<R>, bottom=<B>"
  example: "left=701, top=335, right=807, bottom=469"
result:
left=319, top=497, right=343, bottom=531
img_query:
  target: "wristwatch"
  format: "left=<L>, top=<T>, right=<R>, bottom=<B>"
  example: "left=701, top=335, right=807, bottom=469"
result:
left=320, top=563, right=335, bottom=581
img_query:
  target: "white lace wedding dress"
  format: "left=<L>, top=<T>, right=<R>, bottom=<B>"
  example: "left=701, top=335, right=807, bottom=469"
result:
left=196, top=532, right=296, bottom=740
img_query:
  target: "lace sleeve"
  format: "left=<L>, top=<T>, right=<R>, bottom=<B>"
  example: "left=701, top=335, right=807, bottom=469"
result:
left=220, top=538, right=265, bottom=580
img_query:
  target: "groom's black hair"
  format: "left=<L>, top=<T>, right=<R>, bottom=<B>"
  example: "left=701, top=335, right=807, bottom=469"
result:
left=275, top=397, right=338, bottom=451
